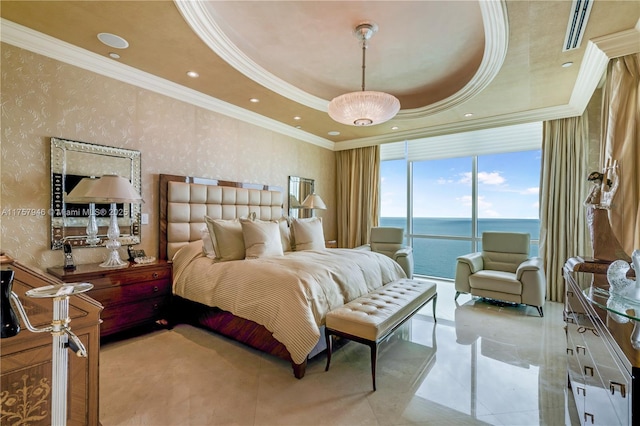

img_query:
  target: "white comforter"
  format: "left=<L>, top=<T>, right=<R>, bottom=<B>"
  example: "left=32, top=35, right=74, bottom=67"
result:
left=172, top=241, right=406, bottom=364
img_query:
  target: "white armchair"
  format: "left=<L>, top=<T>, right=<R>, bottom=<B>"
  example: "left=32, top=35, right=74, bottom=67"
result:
left=356, top=227, right=413, bottom=278
left=454, top=232, right=545, bottom=317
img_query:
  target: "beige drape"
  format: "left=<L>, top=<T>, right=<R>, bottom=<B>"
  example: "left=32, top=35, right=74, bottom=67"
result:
left=539, top=114, right=588, bottom=302
left=335, top=146, right=380, bottom=248
left=601, top=53, right=640, bottom=254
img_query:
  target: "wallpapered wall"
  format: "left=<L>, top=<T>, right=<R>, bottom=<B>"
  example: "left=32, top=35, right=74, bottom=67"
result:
left=0, top=43, right=336, bottom=271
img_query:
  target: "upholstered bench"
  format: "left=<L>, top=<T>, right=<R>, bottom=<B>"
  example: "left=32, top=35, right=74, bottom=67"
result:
left=324, top=279, right=437, bottom=390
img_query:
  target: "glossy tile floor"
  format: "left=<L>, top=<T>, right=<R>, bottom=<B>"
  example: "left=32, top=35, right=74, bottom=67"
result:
left=100, top=280, right=577, bottom=425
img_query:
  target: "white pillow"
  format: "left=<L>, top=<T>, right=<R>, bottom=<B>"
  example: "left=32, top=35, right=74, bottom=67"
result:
left=241, top=219, right=284, bottom=259
left=200, top=227, right=216, bottom=258
left=278, top=217, right=293, bottom=252
left=292, top=217, right=325, bottom=251
left=205, top=216, right=245, bottom=261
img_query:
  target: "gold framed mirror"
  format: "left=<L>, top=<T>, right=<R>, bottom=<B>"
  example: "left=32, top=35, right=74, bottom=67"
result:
left=288, top=176, right=314, bottom=219
left=50, top=138, right=141, bottom=249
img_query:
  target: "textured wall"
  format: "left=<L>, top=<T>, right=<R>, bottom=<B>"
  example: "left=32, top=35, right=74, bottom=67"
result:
left=0, top=43, right=336, bottom=271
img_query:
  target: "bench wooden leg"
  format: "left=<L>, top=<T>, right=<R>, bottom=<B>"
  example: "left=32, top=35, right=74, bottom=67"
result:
left=370, top=341, right=378, bottom=391
left=324, top=330, right=332, bottom=371
left=432, top=294, right=438, bottom=322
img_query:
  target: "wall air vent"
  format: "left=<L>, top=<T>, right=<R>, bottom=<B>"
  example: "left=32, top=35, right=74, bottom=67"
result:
left=563, top=0, right=594, bottom=51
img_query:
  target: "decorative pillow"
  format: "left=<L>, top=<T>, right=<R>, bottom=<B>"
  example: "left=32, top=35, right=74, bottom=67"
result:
left=241, top=219, right=284, bottom=259
left=278, top=217, right=293, bottom=252
left=204, top=216, right=244, bottom=261
left=200, top=227, right=216, bottom=258
left=292, top=217, right=325, bottom=251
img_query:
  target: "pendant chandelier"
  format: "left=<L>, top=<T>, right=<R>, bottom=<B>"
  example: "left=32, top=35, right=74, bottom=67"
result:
left=328, top=22, right=400, bottom=126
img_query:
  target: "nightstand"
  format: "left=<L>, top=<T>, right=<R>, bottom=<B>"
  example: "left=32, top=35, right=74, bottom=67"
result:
left=48, top=260, right=172, bottom=338
left=325, top=240, right=338, bottom=248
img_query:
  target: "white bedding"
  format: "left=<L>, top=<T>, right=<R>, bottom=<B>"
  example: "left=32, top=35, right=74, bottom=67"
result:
left=172, top=241, right=406, bottom=364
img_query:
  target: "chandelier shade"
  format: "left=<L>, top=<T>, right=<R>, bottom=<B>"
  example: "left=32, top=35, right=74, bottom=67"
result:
left=328, top=91, right=400, bottom=126
left=327, top=22, right=400, bottom=126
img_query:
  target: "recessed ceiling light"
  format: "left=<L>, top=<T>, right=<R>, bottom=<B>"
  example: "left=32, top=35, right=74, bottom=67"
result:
left=464, top=113, right=474, bottom=117
left=295, top=125, right=302, bottom=129
left=109, top=52, right=120, bottom=59
left=328, top=131, right=340, bottom=136
left=186, top=71, right=199, bottom=78
left=97, top=33, right=129, bottom=49
left=249, top=98, right=260, bottom=103
left=293, top=116, right=302, bottom=121
left=391, top=126, right=399, bottom=130
left=562, top=61, right=574, bottom=68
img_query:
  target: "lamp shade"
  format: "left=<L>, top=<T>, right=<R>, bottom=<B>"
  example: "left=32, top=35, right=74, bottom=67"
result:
left=65, top=177, right=100, bottom=202
left=83, top=175, right=143, bottom=203
left=301, top=193, right=326, bottom=210
left=328, top=91, right=400, bottom=126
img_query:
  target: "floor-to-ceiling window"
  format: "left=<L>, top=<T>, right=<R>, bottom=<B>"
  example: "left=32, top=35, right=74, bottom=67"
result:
left=380, top=122, right=542, bottom=279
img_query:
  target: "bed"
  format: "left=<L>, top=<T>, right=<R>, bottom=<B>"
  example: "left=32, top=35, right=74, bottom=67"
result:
left=159, top=174, right=405, bottom=378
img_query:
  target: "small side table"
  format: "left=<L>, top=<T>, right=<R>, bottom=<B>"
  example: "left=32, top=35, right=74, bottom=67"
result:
left=48, top=260, right=172, bottom=338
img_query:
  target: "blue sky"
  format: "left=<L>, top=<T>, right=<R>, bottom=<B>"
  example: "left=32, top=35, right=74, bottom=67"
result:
left=380, top=150, right=541, bottom=219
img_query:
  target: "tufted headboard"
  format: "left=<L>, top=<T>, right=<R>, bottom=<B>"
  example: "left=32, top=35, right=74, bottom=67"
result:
left=159, top=174, right=283, bottom=260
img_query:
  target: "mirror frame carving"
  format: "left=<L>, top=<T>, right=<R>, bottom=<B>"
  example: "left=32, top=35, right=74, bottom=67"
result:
left=288, top=176, right=314, bottom=219
left=50, top=137, right=142, bottom=249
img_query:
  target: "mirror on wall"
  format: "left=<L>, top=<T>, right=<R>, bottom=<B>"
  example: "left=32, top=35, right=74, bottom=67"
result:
left=50, top=137, right=142, bottom=249
left=288, top=176, right=314, bottom=219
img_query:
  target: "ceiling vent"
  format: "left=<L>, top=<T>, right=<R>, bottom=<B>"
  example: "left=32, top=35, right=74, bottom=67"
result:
left=563, top=0, right=594, bottom=51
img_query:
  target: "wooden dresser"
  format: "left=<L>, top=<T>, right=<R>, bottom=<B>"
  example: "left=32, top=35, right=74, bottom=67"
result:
left=563, top=257, right=639, bottom=426
left=47, top=260, right=172, bottom=337
left=1, top=254, right=101, bottom=426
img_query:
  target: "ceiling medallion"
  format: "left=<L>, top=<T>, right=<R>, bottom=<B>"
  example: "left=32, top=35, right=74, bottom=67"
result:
left=328, top=22, right=400, bottom=126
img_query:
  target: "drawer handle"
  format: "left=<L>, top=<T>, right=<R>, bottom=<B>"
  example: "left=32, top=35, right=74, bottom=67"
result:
left=584, top=365, right=594, bottom=376
left=576, top=386, right=585, bottom=396
left=153, top=286, right=159, bottom=292
left=584, top=412, right=594, bottom=424
left=152, top=272, right=159, bottom=279
left=576, top=345, right=586, bottom=355
left=153, top=303, right=159, bottom=310
left=567, top=290, right=574, bottom=297
left=566, top=348, right=573, bottom=355
left=610, top=381, right=626, bottom=398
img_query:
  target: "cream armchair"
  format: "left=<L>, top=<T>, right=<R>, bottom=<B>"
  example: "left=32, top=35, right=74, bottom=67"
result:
left=356, top=227, right=414, bottom=278
left=454, top=232, right=545, bottom=317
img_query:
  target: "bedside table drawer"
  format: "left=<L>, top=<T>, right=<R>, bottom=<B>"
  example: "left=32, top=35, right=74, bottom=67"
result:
left=89, top=278, right=172, bottom=307
left=100, top=295, right=170, bottom=336
left=86, top=266, right=171, bottom=288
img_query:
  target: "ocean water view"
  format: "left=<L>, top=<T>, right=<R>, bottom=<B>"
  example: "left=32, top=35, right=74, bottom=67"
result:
left=380, top=217, right=540, bottom=279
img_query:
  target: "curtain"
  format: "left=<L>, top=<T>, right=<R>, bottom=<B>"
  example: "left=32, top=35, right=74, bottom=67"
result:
left=601, top=53, right=640, bottom=254
left=539, top=114, right=588, bottom=303
left=335, top=146, right=380, bottom=248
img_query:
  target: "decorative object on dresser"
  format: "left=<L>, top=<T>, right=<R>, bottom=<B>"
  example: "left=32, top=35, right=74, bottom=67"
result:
left=563, top=257, right=639, bottom=425
left=1, top=253, right=101, bottom=425
left=47, top=260, right=171, bottom=338
left=583, top=161, right=631, bottom=263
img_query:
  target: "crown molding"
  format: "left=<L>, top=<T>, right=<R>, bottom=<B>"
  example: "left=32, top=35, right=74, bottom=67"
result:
left=0, top=18, right=335, bottom=151
left=335, top=104, right=580, bottom=151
